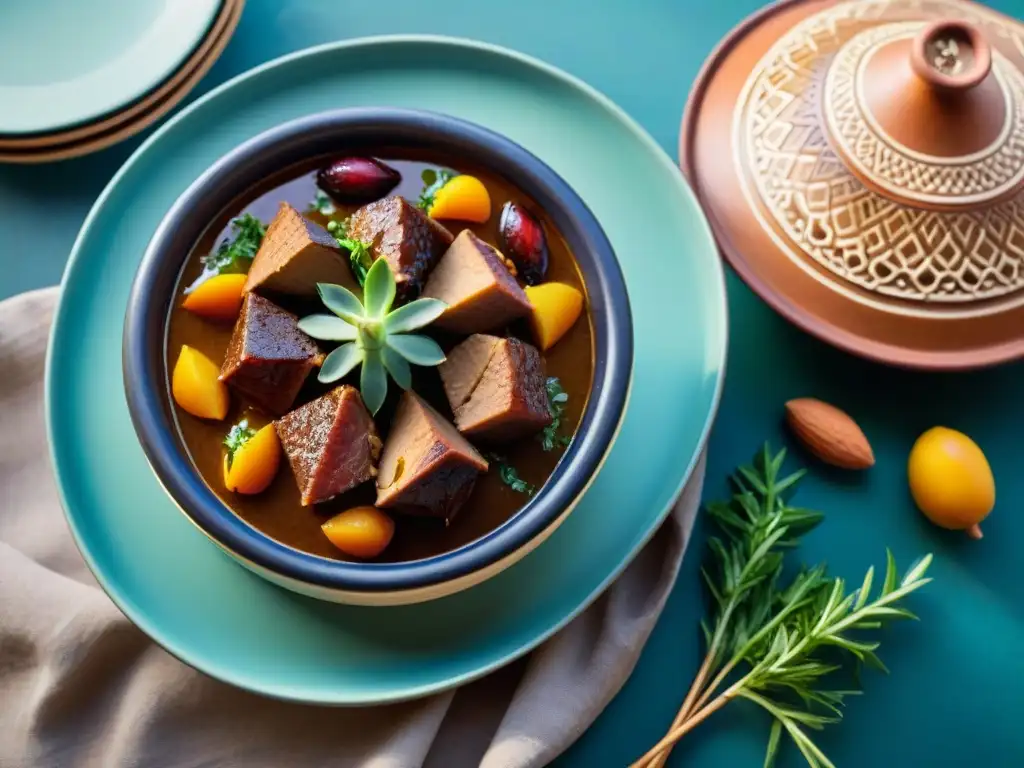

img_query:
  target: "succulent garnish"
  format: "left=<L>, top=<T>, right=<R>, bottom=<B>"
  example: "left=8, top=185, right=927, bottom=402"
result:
left=188, top=213, right=266, bottom=292
left=297, top=259, right=447, bottom=414
left=326, top=219, right=373, bottom=287
left=223, top=419, right=256, bottom=468
left=417, top=168, right=454, bottom=211
left=539, top=377, right=571, bottom=451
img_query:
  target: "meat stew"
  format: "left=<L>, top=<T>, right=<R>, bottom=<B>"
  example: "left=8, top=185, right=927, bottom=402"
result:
left=166, top=156, right=593, bottom=563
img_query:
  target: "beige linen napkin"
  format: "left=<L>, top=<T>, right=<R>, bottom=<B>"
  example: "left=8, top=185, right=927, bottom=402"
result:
left=0, top=287, right=705, bottom=768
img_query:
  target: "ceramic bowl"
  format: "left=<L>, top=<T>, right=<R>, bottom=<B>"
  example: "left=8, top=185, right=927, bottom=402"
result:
left=123, top=108, right=632, bottom=606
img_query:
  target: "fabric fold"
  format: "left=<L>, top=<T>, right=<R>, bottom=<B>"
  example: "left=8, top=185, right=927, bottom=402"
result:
left=0, top=287, right=704, bottom=768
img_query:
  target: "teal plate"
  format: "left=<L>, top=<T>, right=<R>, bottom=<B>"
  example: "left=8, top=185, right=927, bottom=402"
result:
left=0, top=0, right=222, bottom=135
left=46, top=36, right=727, bottom=704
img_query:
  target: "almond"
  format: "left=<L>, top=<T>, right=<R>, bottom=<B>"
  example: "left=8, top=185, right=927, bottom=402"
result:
left=784, top=398, right=874, bottom=470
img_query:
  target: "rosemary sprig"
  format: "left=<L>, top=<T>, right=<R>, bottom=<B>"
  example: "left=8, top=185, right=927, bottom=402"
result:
left=635, top=446, right=932, bottom=768
left=681, top=447, right=822, bottom=730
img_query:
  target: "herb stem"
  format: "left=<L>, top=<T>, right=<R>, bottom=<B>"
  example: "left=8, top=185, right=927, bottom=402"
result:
left=675, top=638, right=718, bottom=721
left=688, top=585, right=820, bottom=718
left=646, top=603, right=736, bottom=768
left=651, top=566, right=932, bottom=765
left=635, top=448, right=931, bottom=768
left=649, top=455, right=812, bottom=766
left=674, top=537, right=811, bottom=721
left=630, top=682, right=742, bottom=767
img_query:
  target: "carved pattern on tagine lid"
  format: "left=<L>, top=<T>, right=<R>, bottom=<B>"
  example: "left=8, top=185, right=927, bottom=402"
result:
left=735, top=0, right=1024, bottom=310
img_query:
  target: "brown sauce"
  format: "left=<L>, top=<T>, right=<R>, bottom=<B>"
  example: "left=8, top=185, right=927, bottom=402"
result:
left=166, top=157, right=594, bottom=562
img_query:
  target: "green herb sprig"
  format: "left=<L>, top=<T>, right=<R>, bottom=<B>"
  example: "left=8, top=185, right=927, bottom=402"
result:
left=417, top=168, right=454, bottom=211
left=223, top=419, right=256, bottom=468
left=633, top=446, right=933, bottom=768
left=310, top=189, right=336, bottom=216
left=297, top=259, right=447, bottom=414
left=487, top=453, right=535, bottom=496
left=539, top=377, right=571, bottom=451
left=188, top=213, right=266, bottom=292
left=326, top=219, right=373, bottom=287
left=338, top=237, right=373, bottom=286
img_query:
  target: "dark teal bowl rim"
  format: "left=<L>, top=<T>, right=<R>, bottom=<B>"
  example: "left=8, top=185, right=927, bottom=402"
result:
left=123, top=108, right=632, bottom=593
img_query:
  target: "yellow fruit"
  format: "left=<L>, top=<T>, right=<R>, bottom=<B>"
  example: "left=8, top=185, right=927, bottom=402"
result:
left=525, top=283, right=584, bottom=351
left=171, top=345, right=229, bottom=420
left=428, top=175, right=491, bottom=223
left=224, top=424, right=281, bottom=494
left=181, top=273, right=248, bottom=322
left=321, top=506, right=395, bottom=559
left=908, top=426, right=994, bottom=539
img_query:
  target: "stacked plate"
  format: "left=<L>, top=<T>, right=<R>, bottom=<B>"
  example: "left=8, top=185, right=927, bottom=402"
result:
left=0, top=0, right=242, bottom=164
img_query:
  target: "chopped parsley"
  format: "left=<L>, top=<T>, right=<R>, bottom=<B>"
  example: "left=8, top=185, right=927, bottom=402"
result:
left=539, top=377, right=571, bottom=451
left=200, top=213, right=266, bottom=277
left=416, top=168, right=454, bottom=211
left=487, top=453, right=535, bottom=496
left=310, top=189, right=336, bottom=216
left=327, top=219, right=373, bottom=287
left=223, top=419, right=256, bottom=468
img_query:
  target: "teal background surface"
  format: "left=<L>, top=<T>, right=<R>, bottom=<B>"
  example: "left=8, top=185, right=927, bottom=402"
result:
left=3, top=1, right=1024, bottom=766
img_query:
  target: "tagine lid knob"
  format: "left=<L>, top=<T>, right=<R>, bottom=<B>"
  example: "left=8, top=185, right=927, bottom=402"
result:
left=823, top=17, right=1024, bottom=211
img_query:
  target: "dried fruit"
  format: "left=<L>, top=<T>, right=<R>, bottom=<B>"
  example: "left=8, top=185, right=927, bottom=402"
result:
left=428, top=174, right=491, bottom=222
left=316, top=157, right=401, bottom=204
left=908, top=427, right=994, bottom=539
left=498, top=202, right=549, bottom=285
left=784, top=398, right=874, bottom=469
left=525, top=282, right=584, bottom=351
left=321, top=506, right=395, bottom=558
left=222, top=422, right=282, bottom=495
left=182, top=273, right=247, bottom=322
left=172, top=345, right=229, bottom=421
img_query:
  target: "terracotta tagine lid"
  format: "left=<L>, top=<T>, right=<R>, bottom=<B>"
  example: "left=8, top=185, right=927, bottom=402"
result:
left=681, top=0, right=1024, bottom=369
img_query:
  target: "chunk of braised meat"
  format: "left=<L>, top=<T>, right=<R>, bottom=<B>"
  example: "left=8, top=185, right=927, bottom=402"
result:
left=244, top=202, right=349, bottom=297
left=443, top=336, right=551, bottom=443
left=347, top=196, right=453, bottom=300
left=376, top=392, right=488, bottom=522
left=438, top=333, right=500, bottom=412
left=275, top=385, right=381, bottom=506
left=421, top=230, right=531, bottom=334
left=219, top=293, right=318, bottom=416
